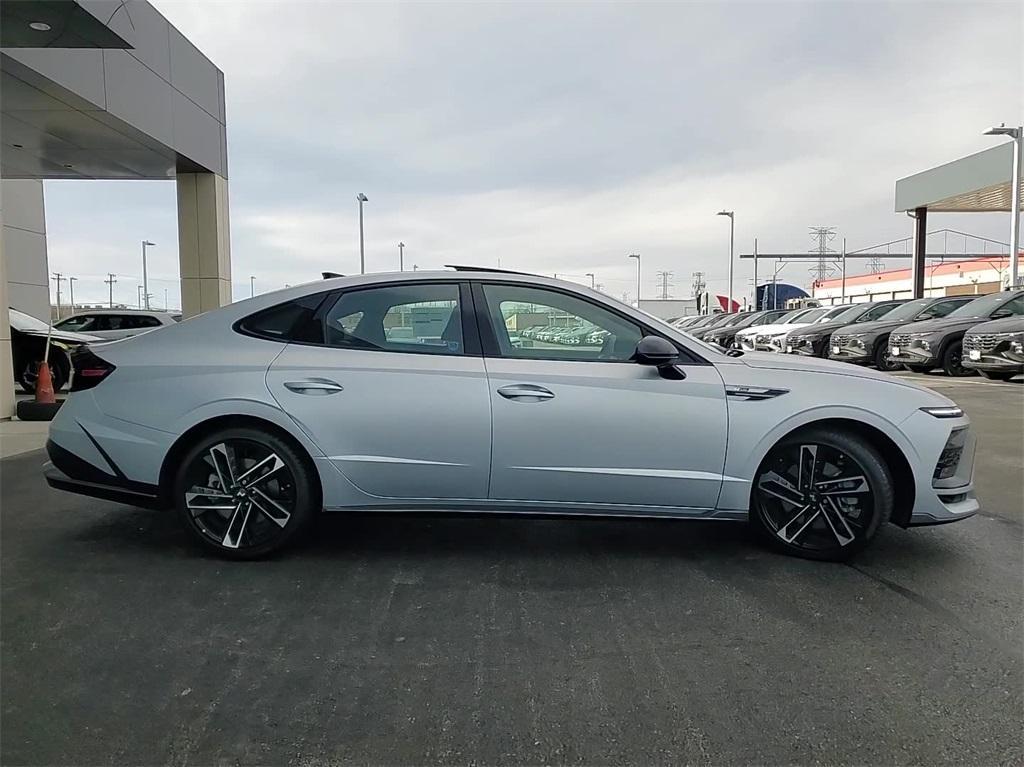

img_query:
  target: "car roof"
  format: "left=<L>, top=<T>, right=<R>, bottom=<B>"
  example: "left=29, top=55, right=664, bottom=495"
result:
left=59, top=308, right=172, bottom=315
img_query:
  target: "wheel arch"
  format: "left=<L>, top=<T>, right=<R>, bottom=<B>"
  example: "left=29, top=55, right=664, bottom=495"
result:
left=755, top=417, right=916, bottom=527
left=157, top=414, right=323, bottom=508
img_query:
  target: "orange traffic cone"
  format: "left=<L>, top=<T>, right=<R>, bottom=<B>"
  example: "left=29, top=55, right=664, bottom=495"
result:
left=35, top=360, right=56, bottom=405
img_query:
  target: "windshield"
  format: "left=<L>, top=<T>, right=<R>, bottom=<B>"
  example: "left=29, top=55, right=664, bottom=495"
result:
left=8, top=308, right=51, bottom=333
left=779, top=308, right=813, bottom=324
left=947, top=291, right=1019, bottom=318
left=827, top=305, right=870, bottom=323
left=881, top=297, right=931, bottom=321
left=797, top=307, right=830, bottom=323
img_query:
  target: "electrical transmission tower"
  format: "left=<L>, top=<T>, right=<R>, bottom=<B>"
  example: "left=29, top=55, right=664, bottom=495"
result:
left=808, top=226, right=838, bottom=283
left=867, top=256, right=885, bottom=274
left=656, top=270, right=674, bottom=299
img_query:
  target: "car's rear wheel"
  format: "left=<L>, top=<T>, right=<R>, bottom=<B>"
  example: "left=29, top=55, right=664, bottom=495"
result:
left=978, top=370, right=1017, bottom=381
left=873, top=341, right=900, bottom=371
left=174, top=427, right=318, bottom=559
left=751, top=429, right=892, bottom=561
left=19, top=351, right=69, bottom=394
left=941, top=341, right=974, bottom=377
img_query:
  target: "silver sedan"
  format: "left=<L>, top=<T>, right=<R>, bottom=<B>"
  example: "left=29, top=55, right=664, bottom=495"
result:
left=45, top=270, right=978, bottom=560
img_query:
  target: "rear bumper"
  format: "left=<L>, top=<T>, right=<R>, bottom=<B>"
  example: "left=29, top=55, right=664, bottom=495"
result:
left=45, top=439, right=165, bottom=509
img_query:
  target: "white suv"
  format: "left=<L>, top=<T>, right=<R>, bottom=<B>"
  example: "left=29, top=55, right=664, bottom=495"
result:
left=54, top=310, right=179, bottom=340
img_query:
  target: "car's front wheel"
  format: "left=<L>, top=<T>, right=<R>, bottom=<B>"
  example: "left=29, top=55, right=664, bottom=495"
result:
left=873, top=341, right=900, bottom=371
left=941, top=341, right=974, bottom=377
left=174, top=427, right=318, bottom=559
left=751, top=428, right=893, bottom=561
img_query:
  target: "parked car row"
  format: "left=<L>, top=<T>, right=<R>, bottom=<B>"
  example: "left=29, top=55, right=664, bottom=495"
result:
left=687, top=290, right=1022, bottom=381
left=519, top=324, right=608, bottom=346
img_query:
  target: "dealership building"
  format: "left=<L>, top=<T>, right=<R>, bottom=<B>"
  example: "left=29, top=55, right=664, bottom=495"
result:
left=812, top=255, right=1013, bottom=304
left=1, top=0, right=230, bottom=416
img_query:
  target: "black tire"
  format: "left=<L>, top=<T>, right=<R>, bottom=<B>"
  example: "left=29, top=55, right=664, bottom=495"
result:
left=750, top=428, right=893, bottom=561
left=174, top=427, right=319, bottom=559
left=903, top=364, right=932, bottom=373
left=941, top=341, right=974, bottom=377
left=873, top=341, right=900, bottom=372
left=18, top=351, right=70, bottom=394
left=979, top=370, right=1018, bottom=381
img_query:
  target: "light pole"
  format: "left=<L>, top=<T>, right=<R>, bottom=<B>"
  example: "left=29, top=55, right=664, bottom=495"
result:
left=137, top=285, right=144, bottom=309
left=164, top=288, right=169, bottom=310
left=357, top=193, right=369, bottom=274
left=716, top=211, right=735, bottom=312
left=141, top=240, right=155, bottom=310
left=250, top=275, right=255, bottom=297
left=68, top=276, right=77, bottom=313
left=984, top=124, right=1022, bottom=288
left=51, top=272, right=64, bottom=320
left=585, top=272, right=595, bottom=289
left=399, top=241, right=405, bottom=272
left=628, top=254, right=641, bottom=305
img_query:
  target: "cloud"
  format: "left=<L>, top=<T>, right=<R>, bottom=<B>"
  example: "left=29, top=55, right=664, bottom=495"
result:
left=45, top=0, right=1022, bottom=307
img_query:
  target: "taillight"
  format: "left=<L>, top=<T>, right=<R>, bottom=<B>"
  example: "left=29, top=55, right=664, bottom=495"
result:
left=70, top=347, right=116, bottom=391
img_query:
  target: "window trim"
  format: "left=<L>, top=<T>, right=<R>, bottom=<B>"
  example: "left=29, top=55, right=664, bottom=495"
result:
left=235, top=280, right=482, bottom=357
left=470, top=280, right=709, bottom=365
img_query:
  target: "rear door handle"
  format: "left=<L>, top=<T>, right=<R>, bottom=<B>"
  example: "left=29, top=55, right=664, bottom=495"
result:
left=497, top=384, right=555, bottom=401
left=284, top=378, right=345, bottom=395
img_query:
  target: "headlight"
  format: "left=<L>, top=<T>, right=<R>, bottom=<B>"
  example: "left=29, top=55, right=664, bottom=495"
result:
left=920, top=406, right=964, bottom=418
left=1012, top=340, right=1023, bottom=355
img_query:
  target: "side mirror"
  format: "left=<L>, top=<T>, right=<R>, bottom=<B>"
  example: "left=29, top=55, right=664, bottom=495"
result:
left=991, top=308, right=1011, bottom=319
left=634, top=335, right=679, bottom=366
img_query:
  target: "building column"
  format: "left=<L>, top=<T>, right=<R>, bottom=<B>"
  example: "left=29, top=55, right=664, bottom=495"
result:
left=0, top=186, right=15, bottom=419
left=911, top=206, right=927, bottom=299
left=177, top=172, right=232, bottom=318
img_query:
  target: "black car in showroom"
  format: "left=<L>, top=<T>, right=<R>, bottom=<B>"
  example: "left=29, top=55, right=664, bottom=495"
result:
left=781, top=300, right=904, bottom=358
left=888, top=289, right=1024, bottom=376
left=703, top=309, right=788, bottom=348
left=828, top=295, right=973, bottom=370
left=962, top=315, right=1024, bottom=380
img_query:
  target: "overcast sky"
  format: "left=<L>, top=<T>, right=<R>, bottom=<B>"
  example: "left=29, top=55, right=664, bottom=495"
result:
left=45, top=0, right=1023, bottom=309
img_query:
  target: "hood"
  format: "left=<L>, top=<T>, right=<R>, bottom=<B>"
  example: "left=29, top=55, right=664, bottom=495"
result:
left=785, top=319, right=858, bottom=337
left=19, top=327, right=102, bottom=344
left=891, top=316, right=991, bottom=335
left=735, top=321, right=810, bottom=338
left=738, top=351, right=933, bottom=392
left=831, top=317, right=924, bottom=336
left=964, top=316, right=1024, bottom=335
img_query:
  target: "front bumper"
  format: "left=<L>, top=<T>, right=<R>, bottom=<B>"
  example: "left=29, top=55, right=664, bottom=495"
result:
left=784, top=337, right=828, bottom=357
left=888, top=346, right=937, bottom=367
left=828, top=347, right=871, bottom=364
left=900, top=410, right=979, bottom=526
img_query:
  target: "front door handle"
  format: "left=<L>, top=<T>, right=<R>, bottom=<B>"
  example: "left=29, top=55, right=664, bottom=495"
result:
left=283, top=378, right=345, bottom=395
left=497, top=384, right=555, bottom=402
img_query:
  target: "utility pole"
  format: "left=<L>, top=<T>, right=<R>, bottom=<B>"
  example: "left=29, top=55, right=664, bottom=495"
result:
left=51, top=272, right=64, bottom=320
left=655, top=270, right=673, bottom=300
left=68, top=276, right=77, bottom=313
left=104, top=273, right=117, bottom=308
left=141, top=240, right=155, bottom=310
left=399, top=242, right=405, bottom=272
left=164, top=288, right=169, bottom=310
left=753, top=238, right=759, bottom=310
left=250, top=275, right=255, bottom=297
left=628, top=253, right=641, bottom=305
left=692, top=271, right=706, bottom=314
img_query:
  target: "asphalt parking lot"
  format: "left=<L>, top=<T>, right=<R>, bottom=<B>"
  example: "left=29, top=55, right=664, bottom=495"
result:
left=2, top=375, right=1021, bottom=766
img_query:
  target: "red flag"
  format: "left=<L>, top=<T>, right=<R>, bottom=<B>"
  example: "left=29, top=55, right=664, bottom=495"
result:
left=714, top=295, right=741, bottom=312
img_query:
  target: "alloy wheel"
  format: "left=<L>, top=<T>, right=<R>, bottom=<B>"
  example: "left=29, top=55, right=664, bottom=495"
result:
left=755, top=442, right=875, bottom=553
left=182, top=439, right=297, bottom=551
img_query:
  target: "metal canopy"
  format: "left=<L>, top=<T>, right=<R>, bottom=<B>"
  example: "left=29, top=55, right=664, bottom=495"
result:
left=895, top=143, right=1022, bottom=213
